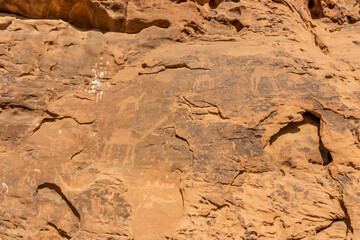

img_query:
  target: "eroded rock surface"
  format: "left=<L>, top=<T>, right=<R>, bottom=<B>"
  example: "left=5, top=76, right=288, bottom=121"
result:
left=0, top=0, right=360, bottom=239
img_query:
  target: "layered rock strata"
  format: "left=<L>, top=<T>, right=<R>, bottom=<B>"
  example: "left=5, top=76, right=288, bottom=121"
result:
left=0, top=0, right=360, bottom=239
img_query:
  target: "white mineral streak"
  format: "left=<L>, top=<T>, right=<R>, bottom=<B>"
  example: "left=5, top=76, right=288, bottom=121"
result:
left=2, top=182, right=8, bottom=195
left=86, top=57, right=110, bottom=103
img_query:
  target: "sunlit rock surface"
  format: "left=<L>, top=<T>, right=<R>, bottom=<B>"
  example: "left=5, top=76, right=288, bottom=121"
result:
left=0, top=0, right=360, bottom=239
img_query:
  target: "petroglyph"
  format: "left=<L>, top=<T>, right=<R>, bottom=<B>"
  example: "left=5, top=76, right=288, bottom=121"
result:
left=102, top=117, right=168, bottom=165
left=117, top=93, right=146, bottom=113
left=193, top=74, right=215, bottom=90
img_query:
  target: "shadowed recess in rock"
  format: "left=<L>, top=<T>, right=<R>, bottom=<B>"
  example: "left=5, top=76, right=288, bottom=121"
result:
left=36, top=182, right=81, bottom=220
left=232, top=19, right=244, bottom=32
left=308, top=0, right=324, bottom=19
left=1, top=0, right=360, bottom=238
left=0, top=0, right=170, bottom=33
left=267, top=112, right=333, bottom=166
left=47, top=222, right=71, bottom=239
left=339, top=198, right=354, bottom=235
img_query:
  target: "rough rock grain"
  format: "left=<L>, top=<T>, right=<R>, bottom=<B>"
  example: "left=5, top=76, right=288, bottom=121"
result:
left=0, top=0, right=360, bottom=239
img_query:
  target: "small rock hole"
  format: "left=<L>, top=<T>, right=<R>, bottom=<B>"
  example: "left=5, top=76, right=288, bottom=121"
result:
left=308, top=0, right=315, bottom=9
left=327, top=2, right=335, bottom=9
left=232, top=19, right=244, bottom=32
left=110, top=4, right=122, bottom=12
left=209, top=0, right=220, bottom=9
left=346, top=15, right=357, bottom=24
left=308, top=0, right=324, bottom=19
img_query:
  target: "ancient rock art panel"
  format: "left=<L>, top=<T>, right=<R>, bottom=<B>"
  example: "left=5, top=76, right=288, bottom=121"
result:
left=126, top=173, right=183, bottom=240
left=101, top=117, right=167, bottom=166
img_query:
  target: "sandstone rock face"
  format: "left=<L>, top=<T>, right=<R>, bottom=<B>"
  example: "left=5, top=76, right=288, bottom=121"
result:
left=0, top=0, right=360, bottom=239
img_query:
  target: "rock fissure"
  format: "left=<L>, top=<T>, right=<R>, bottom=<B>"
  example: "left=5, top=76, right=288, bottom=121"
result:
left=339, top=198, right=354, bottom=235
left=31, top=115, right=94, bottom=135
left=70, top=147, right=85, bottom=160
left=2, top=0, right=360, bottom=238
left=255, top=110, right=277, bottom=128
left=174, top=131, right=193, bottom=154
left=180, top=96, right=228, bottom=120
left=36, top=183, right=81, bottom=221
left=315, top=219, right=342, bottom=234
left=139, top=62, right=210, bottom=75
left=230, top=169, right=245, bottom=186
left=47, top=222, right=71, bottom=239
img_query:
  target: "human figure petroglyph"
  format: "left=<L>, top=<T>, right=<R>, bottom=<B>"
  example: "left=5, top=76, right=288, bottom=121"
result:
left=253, top=75, right=282, bottom=92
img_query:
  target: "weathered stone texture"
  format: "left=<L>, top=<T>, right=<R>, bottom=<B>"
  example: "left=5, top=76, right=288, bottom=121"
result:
left=0, top=0, right=360, bottom=239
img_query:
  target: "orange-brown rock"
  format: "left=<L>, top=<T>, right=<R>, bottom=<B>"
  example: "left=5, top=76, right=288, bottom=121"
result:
left=0, top=0, right=360, bottom=239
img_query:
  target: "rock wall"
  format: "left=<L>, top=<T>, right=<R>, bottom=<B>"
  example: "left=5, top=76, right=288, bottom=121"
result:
left=0, top=0, right=360, bottom=239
